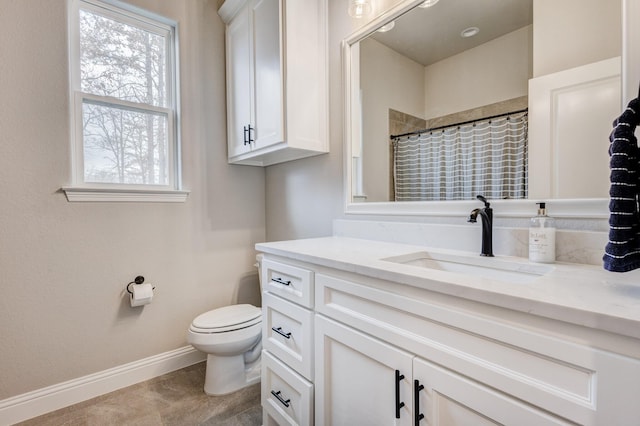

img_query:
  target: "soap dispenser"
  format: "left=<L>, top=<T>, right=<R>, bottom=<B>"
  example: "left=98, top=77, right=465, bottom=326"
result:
left=529, top=202, right=556, bottom=263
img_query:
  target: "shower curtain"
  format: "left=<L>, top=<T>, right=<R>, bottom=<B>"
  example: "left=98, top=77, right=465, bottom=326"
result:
left=393, top=111, right=528, bottom=201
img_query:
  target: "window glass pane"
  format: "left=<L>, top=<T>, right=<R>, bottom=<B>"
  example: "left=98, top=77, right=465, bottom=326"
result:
left=79, top=9, right=167, bottom=107
left=82, top=101, right=169, bottom=185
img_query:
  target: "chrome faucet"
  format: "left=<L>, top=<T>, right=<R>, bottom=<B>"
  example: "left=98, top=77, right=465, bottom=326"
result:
left=468, top=195, right=494, bottom=257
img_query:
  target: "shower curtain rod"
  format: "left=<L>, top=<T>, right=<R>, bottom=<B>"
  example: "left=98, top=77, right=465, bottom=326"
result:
left=390, top=108, right=528, bottom=140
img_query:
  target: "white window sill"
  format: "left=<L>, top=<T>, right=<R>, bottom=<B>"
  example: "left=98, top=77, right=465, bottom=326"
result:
left=62, top=187, right=190, bottom=203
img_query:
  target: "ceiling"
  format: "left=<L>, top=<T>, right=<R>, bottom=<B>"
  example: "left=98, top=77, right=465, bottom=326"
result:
left=371, top=0, right=533, bottom=66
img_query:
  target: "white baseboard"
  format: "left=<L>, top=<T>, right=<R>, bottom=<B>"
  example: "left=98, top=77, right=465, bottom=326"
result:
left=0, top=345, right=206, bottom=425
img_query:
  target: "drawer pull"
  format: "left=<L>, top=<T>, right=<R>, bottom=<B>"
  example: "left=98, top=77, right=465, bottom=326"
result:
left=271, top=390, right=291, bottom=408
left=272, top=326, right=292, bottom=339
left=271, top=277, right=291, bottom=286
left=395, top=370, right=405, bottom=419
left=414, top=380, right=425, bottom=425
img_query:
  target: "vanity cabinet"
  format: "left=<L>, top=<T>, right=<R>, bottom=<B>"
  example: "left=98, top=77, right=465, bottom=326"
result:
left=258, top=252, right=640, bottom=425
left=218, top=0, right=328, bottom=166
left=314, top=272, right=640, bottom=425
left=316, top=316, right=566, bottom=425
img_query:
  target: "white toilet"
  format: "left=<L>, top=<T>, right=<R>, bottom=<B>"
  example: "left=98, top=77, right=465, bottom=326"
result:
left=187, top=258, right=263, bottom=395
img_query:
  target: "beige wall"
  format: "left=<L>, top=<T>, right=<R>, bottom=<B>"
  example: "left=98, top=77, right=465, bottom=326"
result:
left=533, top=0, right=620, bottom=77
left=360, top=38, right=425, bottom=202
left=424, top=25, right=532, bottom=119
left=0, top=0, right=265, bottom=399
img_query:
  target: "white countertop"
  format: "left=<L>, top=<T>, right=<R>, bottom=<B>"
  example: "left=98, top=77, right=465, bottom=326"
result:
left=256, top=236, right=640, bottom=340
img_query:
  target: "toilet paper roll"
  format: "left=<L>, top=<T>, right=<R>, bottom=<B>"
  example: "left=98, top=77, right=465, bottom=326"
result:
left=130, top=283, right=154, bottom=307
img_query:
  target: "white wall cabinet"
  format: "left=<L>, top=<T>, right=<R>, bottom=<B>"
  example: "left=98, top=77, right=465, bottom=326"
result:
left=219, top=0, right=328, bottom=166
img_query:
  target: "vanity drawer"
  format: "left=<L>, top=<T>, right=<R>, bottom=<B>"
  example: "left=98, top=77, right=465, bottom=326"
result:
left=262, top=259, right=314, bottom=308
left=262, top=350, right=313, bottom=426
left=263, top=292, right=314, bottom=380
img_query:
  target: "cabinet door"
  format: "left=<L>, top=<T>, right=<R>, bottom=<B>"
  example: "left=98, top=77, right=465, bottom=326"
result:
left=413, top=357, right=572, bottom=426
left=226, top=5, right=252, bottom=158
left=315, top=315, right=413, bottom=426
left=251, top=0, right=283, bottom=150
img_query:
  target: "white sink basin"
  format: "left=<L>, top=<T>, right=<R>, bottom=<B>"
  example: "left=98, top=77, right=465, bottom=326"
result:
left=381, top=251, right=553, bottom=284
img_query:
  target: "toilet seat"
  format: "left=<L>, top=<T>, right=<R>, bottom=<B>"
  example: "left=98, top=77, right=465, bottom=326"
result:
left=190, top=304, right=261, bottom=333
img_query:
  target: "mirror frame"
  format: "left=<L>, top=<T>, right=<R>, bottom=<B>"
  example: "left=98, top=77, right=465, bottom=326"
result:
left=343, top=0, right=639, bottom=219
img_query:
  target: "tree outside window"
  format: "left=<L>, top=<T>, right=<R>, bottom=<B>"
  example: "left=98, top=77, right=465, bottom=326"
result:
left=70, top=0, right=178, bottom=189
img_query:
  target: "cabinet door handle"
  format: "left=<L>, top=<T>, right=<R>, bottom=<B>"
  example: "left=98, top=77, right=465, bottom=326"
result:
left=248, top=124, right=254, bottom=144
left=270, top=390, right=291, bottom=408
left=271, top=326, right=292, bottom=339
left=243, top=125, right=249, bottom=145
left=271, top=277, right=291, bottom=286
left=395, top=370, right=405, bottom=419
left=414, top=380, right=425, bottom=425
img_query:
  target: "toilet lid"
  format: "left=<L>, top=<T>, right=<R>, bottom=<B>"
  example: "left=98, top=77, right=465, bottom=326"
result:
left=192, top=304, right=261, bottom=331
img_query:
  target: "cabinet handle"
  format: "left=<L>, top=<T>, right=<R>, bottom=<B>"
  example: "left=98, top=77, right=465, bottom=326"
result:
left=271, top=326, right=292, bottom=339
left=395, top=370, right=405, bottom=419
left=270, top=390, right=291, bottom=408
left=248, top=124, right=254, bottom=144
left=414, top=380, right=425, bottom=425
left=243, top=125, right=249, bottom=145
left=271, top=277, right=291, bottom=286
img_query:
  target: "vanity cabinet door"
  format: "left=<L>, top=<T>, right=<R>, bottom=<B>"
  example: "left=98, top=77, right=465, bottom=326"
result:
left=413, top=357, right=572, bottom=426
left=315, top=315, right=413, bottom=426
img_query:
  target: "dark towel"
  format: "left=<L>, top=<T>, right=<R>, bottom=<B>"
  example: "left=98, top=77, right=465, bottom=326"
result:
left=604, top=97, right=640, bottom=272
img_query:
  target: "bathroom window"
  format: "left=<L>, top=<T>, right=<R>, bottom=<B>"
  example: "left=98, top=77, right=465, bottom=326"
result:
left=65, top=0, right=187, bottom=202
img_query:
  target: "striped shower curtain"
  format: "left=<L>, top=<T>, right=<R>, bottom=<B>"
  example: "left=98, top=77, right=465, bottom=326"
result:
left=393, top=111, right=528, bottom=201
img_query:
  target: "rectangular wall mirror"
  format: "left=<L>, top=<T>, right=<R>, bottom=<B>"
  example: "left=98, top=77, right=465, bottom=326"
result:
left=344, top=0, right=638, bottom=218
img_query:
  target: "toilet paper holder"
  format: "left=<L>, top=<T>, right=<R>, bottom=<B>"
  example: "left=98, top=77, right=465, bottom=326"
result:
left=126, top=275, right=155, bottom=295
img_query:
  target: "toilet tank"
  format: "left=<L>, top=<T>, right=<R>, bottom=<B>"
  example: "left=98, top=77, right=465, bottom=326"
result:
left=256, top=254, right=264, bottom=292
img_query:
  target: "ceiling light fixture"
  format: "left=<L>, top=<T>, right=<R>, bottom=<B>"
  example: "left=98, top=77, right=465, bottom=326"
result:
left=377, top=21, right=395, bottom=33
left=348, top=0, right=372, bottom=18
left=460, top=26, right=480, bottom=38
left=418, top=0, right=440, bottom=8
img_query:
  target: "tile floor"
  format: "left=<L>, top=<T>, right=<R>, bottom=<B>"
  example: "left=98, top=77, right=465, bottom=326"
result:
left=16, top=362, right=262, bottom=426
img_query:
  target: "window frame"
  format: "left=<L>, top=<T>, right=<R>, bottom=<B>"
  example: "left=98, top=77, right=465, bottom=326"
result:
left=64, top=0, right=187, bottom=202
